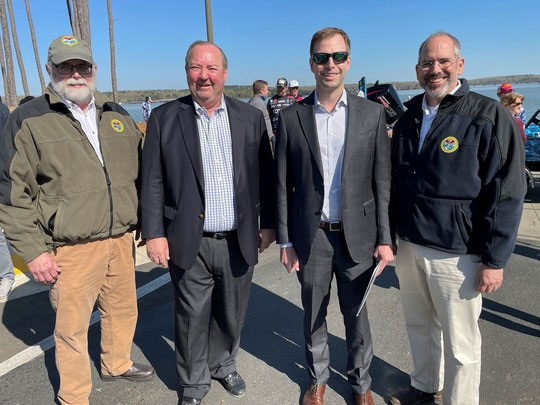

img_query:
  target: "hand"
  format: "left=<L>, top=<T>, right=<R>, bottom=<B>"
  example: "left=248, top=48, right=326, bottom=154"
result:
left=259, top=229, right=276, bottom=253
left=475, top=264, right=503, bottom=293
left=280, top=246, right=300, bottom=273
left=27, top=252, right=61, bottom=284
left=373, top=244, right=394, bottom=275
left=146, top=237, right=170, bottom=268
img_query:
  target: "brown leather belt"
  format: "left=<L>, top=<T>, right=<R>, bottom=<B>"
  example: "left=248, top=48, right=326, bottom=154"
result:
left=202, top=230, right=237, bottom=240
left=319, top=221, right=342, bottom=231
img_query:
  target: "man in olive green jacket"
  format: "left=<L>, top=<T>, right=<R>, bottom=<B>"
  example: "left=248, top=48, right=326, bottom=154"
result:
left=0, top=35, right=154, bottom=405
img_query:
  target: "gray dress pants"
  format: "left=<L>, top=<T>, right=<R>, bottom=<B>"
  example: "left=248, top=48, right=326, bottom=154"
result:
left=297, top=227, right=374, bottom=394
left=169, top=233, right=253, bottom=400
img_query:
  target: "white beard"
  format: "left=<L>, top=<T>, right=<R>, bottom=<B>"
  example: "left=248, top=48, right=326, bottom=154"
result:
left=51, top=77, right=96, bottom=104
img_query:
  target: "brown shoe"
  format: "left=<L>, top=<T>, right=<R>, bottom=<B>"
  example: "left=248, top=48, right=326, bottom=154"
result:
left=389, top=386, right=442, bottom=404
left=302, top=383, right=326, bottom=405
left=355, top=389, right=374, bottom=405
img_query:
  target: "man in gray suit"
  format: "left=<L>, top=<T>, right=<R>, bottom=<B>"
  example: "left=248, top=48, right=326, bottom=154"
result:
left=275, top=27, right=393, bottom=405
left=247, top=80, right=273, bottom=139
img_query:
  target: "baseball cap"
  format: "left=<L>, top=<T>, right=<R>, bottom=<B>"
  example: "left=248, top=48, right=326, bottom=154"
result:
left=289, top=80, right=299, bottom=88
left=497, top=83, right=513, bottom=95
left=276, top=78, right=288, bottom=88
left=48, top=35, right=94, bottom=65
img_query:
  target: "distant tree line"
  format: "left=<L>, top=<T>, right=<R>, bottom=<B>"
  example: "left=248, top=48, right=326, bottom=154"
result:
left=102, top=74, right=540, bottom=104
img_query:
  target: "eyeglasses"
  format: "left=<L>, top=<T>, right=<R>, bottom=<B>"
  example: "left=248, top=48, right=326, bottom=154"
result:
left=54, top=63, right=93, bottom=75
left=418, top=58, right=457, bottom=71
left=311, top=52, right=349, bottom=65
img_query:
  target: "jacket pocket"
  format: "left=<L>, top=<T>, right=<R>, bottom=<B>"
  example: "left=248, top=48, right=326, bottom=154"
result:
left=363, top=198, right=375, bottom=215
left=455, top=204, right=472, bottom=244
left=163, top=205, right=177, bottom=220
left=111, top=183, right=138, bottom=229
left=52, top=190, right=110, bottom=241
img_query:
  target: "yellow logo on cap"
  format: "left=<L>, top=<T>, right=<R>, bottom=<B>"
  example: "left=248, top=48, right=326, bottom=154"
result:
left=111, top=119, right=124, bottom=133
left=61, top=36, right=78, bottom=46
left=441, top=136, right=459, bottom=153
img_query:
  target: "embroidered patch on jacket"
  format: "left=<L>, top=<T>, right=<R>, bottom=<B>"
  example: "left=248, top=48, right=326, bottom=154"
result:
left=111, top=119, right=124, bottom=133
left=440, top=136, right=459, bottom=153
left=61, top=36, right=78, bottom=46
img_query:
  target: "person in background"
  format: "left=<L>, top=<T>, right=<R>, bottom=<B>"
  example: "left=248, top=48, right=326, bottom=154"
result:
left=0, top=228, right=14, bottom=304
left=19, top=95, right=35, bottom=106
left=142, top=96, right=152, bottom=122
left=248, top=80, right=274, bottom=147
left=497, top=83, right=526, bottom=125
left=267, top=77, right=295, bottom=149
left=390, top=32, right=526, bottom=405
left=140, top=40, right=275, bottom=405
left=288, top=80, right=303, bottom=102
left=275, top=27, right=393, bottom=405
left=501, top=92, right=527, bottom=143
left=0, top=35, right=154, bottom=404
left=0, top=96, right=13, bottom=303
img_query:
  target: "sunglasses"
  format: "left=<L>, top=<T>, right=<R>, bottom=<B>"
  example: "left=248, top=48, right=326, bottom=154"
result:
left=311, top=52, right=349, bottom=65
left=54, top=63, right=93, bottom=75
left=513, top=102, right=522, bottom=106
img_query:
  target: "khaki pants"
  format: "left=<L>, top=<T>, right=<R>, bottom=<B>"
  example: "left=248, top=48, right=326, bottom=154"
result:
left=49, top=233, right=137, bottom=405
left=395, top=240, right=482, bottom=405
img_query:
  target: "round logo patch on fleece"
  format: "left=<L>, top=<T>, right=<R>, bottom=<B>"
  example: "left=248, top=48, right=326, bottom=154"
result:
left=111, top=119, right=124, bottom=133
left=440, top=136, right=459, bottom=153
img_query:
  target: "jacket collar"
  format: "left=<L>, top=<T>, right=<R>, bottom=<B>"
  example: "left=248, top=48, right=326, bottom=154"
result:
left=404, top=78, right=470, bottom=113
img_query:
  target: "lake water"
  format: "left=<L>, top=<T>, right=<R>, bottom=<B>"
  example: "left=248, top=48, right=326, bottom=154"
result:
left=121, top=83, right=540, bottom=123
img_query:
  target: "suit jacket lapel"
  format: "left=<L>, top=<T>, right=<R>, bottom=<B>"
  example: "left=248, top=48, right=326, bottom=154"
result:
left=342, top=93, right=367, bottom=176
left=298, top=92, right=323, bottom=177
left=225, top=96, right=244, bottom=187
left=177, top=96, right=204, bottom=190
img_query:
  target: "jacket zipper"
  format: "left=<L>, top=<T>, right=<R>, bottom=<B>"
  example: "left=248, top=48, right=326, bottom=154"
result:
left=68, top=108, right=114, bottom=238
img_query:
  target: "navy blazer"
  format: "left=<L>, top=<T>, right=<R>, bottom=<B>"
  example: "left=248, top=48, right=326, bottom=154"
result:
left=140, top=94, right=275, bottom=269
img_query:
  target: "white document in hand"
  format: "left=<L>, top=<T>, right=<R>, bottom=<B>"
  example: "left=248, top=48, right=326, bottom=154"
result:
left=356, top=261, right=381, bottom=317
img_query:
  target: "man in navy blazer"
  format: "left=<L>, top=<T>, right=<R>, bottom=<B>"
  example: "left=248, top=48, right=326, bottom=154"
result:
left=275, top=28, right=393, bottom=405
left=140, top=41, right=275, bottom=405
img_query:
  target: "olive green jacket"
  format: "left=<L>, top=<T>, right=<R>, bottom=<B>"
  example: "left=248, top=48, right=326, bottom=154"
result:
left=0, top=86, right=141, bottom=262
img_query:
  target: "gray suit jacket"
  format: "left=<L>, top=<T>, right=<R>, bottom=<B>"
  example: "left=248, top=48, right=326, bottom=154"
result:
left=248, top=95, right=273, bottom=138
left=275, top=91, right=392, bottom=270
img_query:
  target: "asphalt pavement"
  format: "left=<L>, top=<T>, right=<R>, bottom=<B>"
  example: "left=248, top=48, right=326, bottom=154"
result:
left=1, top=187, right=539, bottom=404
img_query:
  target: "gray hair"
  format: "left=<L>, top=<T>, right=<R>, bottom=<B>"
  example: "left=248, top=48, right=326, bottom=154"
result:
left=184, top=40, right=228, bottom=70
left=417, top=32, right=462, bottom=64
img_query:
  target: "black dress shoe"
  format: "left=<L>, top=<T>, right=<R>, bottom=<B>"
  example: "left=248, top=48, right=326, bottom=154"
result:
left=218, top=371, right=246, bottom=397
left=101, top=362, right=155, bottom=382
left=179, top=397, right=201, bottom=405
left=390, top=386, right=442, bottom=404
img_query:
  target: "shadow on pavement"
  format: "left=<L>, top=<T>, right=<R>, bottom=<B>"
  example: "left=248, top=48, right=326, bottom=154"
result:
left=513, top=242, right=540, bottom=261
left=480, top=298, right=540, bottom=338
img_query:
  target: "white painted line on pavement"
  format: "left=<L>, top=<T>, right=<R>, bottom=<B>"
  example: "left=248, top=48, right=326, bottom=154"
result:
left=0, top=272, right=170, bottom=378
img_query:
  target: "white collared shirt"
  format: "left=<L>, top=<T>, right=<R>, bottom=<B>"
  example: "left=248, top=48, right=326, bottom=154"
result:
left=193, top=95, right=237, bottom=232
left=62, top=97, right=103, bottom=165
left=418, top=81, right=462, bottom=152
left=314, top=89, right=348, bottom=222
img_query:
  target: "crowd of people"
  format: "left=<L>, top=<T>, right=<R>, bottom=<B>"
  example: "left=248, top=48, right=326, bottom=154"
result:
left=0, top=28, right=527, bottom=405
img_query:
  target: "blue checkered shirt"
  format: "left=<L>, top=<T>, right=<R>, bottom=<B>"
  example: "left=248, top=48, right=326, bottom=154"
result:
left=194, top=96, right=237, bottom=232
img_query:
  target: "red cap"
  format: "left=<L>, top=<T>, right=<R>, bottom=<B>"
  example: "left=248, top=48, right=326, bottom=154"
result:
left=497, top=83, right=513, bottom=95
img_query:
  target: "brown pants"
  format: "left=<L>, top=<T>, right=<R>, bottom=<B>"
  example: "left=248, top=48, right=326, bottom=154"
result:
left=49, top=233, right=138, bottom=405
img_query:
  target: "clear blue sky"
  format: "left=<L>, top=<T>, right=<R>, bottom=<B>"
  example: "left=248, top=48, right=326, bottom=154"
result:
left=5, top=0, right=540, bottom=96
